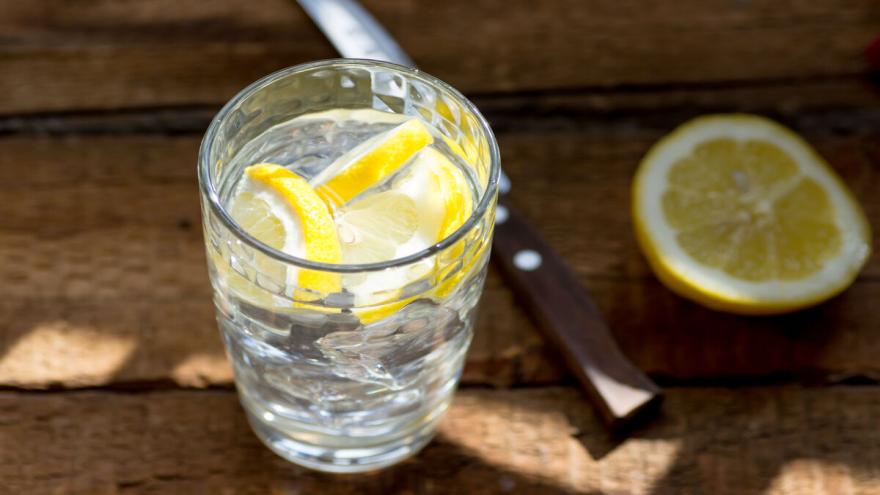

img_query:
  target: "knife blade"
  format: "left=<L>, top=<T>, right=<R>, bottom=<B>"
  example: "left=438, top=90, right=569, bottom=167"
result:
left=296, top=0, right=662, bottom=428
left=297, top=0, right=415, bottom=67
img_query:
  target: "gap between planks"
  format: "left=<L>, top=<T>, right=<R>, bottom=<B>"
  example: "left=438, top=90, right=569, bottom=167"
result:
left=1, top=75, right=880, bottom=136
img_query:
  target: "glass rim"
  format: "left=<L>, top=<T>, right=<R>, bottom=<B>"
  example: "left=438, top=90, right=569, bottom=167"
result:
left=198, top=58, right=500, bottom=274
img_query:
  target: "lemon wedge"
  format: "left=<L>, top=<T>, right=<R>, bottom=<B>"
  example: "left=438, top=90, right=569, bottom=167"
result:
left=228, top=163, right=342, bottom=304
left=334, top=146, right=474, bottom=265
left=312, top=118, right=434, bottom=208
left=632, top=114, right=871, bottom=314
left=333, top=147, right=476, bottom=322
left=398, top=147, right=478, bottom=298
left=400, top=147, right=474, bottom=242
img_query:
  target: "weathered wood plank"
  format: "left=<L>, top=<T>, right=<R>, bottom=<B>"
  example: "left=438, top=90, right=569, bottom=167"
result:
left=3, top=78, right=880, bottom=137
left=2, top=386, right=879, bottom=494
left=1, top=0, right=879, bottom=113
left=0, top=124, right=877, bottom=389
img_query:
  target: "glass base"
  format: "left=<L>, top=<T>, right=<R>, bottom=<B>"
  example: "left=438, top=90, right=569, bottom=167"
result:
left=243, top=402, right=446, bottom=473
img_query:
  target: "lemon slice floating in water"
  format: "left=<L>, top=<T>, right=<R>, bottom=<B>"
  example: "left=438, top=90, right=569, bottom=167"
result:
left=334, top=145, right=476, bottom=321
left=397, top=147, right=475, bottom=245
left=228, top=163, right=342, bottom=304
left=632, top=114, right=871, bottom=314
left=313, top=118, right=434, bottom=208
left=335, top=147, right=474, bottom=266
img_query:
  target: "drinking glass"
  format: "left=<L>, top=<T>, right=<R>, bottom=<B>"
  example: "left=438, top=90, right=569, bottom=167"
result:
left=198, top=59, right=500, bottom=472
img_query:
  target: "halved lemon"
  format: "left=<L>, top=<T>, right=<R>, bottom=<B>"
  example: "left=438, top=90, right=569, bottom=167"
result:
left=312, top=118, right=434, bottom=208
left=632, top=114, right=871, bottom=314
left=228, top=163, right=342, bottom=304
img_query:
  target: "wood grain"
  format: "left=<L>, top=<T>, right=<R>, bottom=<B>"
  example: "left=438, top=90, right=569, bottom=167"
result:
left=1, top=0, right=879, bottom=113
left=2, top=386, right=879, bottom=494
left=3, top=78, right=880, bottom=137
left=4, top=2, right=879, bottom=491
left=0, top=123, right=877, bottom=389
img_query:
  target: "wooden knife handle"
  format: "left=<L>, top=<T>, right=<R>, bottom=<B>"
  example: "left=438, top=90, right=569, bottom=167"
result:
left=491, top=199, right=663, bottom=428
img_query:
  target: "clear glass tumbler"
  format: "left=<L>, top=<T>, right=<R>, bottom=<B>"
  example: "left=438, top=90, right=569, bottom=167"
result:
left=198, top=60, right=500, bottom=472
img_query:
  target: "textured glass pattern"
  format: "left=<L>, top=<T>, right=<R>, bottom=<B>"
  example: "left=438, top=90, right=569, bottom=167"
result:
left=198, top=60, right=499, bottom=473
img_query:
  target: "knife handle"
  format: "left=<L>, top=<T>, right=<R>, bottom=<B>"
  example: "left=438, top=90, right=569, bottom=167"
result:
left=491, top=199, right=662, bottom=428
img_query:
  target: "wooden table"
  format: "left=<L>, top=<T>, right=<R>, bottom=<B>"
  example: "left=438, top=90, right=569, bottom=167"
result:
left=2, top=1, right=879, bottom=493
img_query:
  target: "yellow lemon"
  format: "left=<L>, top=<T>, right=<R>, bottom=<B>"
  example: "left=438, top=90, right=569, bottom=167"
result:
left=335, top=147, right=476, bottom=322
left=394, top=147, right=474, bottom=248
left=312, top=118, right=433, bottom=208
left=228, top=163, right=342, bottom=305
left=632, top=114, right=871, bottom=314
left=396, top=148, right=480, bottom=299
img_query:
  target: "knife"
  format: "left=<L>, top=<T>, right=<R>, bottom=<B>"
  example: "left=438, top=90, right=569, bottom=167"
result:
left=297, top=0, right=662, bottom=428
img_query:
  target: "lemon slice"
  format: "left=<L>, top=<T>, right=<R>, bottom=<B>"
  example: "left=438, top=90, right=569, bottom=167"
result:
left=336, top=148, right=473, bottom=272
left=397, top=147, right=479, bottom=298
left=399, top=147, right=474, bottom=243
left=228, top=163, right=342, bottom=304
left=633, top=114, right=871, bottom=314
left=335, top=147, right=474, bottom=265
left=334, top=148, right=476, bottom=322
left=312, top=118, right=434, bottom=208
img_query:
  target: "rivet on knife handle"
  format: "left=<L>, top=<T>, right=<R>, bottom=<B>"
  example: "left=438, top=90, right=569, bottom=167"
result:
left=492, top=199, right=663, bottom=428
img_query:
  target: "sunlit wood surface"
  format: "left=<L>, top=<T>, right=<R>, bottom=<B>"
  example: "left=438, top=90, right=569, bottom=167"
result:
left=2, top=1, right=879, bottom=493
